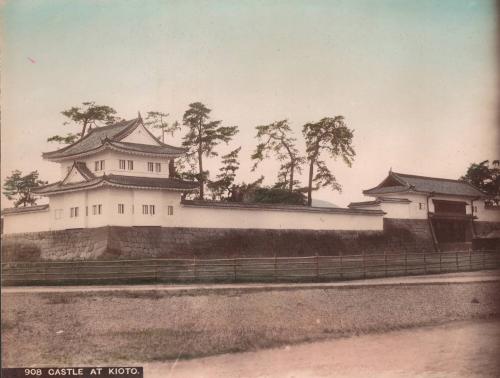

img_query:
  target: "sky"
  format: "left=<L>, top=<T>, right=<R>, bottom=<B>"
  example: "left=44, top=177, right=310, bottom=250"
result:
left=1, top=0, right=498, bottom=207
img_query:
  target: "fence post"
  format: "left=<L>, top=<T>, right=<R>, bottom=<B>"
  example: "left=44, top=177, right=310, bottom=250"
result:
left=469, top=248, right=472, bottom=271
left=193, top=256, right=197, bottom=281
left=339, top=251, right=343, bottom=280
left=423, top=250, right=427, bottom=274
left=455, top=251, right=459, bottom=272
left=384, top=251, right=388, bottom=277
left=315, top=254, right=319, bottom=280
left=362, top=251, right=366, bottom=279
left=274, top=255, right=277, bottom=282
left=233, top=258, right=237, bottom=281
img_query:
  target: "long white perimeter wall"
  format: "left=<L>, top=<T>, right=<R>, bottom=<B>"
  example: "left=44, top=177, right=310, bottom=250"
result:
left=2, top=187, right=384, bottom=234
left=2, top=210, right=51, bottom=234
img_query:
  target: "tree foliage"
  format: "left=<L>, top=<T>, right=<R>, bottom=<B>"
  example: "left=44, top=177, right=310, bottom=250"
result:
left=461, top=160, right=500, bottom=203
left=252, top=187, right=306, bottom=205
left=251, top=120, right=305, bottom=191
left=182, top=102, right=238, bottom=199
left=207, top=147, right=241, bottom=200
left=48, top=102, right=118, bottom=144
left=230, top=176, right=265, bottom=202
left=3, top=170, right=47, bottom=207
left=302, top=116, right=355, bottom=206
left=144, top=111, right=180, bottom=143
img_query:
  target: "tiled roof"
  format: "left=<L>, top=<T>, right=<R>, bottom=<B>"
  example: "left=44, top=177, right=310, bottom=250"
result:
left=181, top=200, right=385, bottom=216
left=105, top=174, right=198, bottom=190
left=34, top=177, right=103, bottom=194
left=363, top=171, right=487, bottom=198
left=2, top=204, right=49, bottom=215
left=33, top=174, right=197, bottom=195
left=42, top=118, right=186, bottom=160
left=74, top=162, right=96, bottom=180
left=348, top=197, right=411, bottom=208
left=348, top=200, right=380, bottom=207
left=109, top=141, right=186, bottom=155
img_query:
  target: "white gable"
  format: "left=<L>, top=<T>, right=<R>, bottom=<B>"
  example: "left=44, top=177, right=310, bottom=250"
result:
left=63, top=166, right=88, bottom=184
left=121, top=124, right=161, bottom=146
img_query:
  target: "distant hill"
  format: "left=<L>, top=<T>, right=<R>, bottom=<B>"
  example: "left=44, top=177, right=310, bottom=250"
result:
left=311, top=199, right=339, bottom=208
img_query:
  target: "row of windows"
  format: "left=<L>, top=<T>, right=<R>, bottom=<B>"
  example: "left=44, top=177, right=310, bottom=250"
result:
left=93, top=160, right=163, bottom=172
left=57, top=205, right=174, bottom=218
left=94, top=160, right=105, bottom=171
left=67, top=205, right=102, bottom=218
left=147, top=162, right=162, bottom=172
left=119, top=160, right=134, bottom=170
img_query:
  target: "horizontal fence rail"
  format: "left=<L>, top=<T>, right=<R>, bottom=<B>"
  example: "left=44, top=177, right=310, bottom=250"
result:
left=1, top=250, right=499, bottom=286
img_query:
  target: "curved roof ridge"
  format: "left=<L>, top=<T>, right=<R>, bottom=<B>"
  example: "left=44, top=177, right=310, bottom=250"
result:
left=393, top=171, right=466, bottom=183
left=42, top=118, right=139, bottom=158
left=42, top=117, right=187, bottom=161
left=364, top=170, right=488, bottom=198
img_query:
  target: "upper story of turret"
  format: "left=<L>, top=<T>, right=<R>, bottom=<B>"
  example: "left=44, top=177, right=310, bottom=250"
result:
left=42, top=117, right=186, bottom=180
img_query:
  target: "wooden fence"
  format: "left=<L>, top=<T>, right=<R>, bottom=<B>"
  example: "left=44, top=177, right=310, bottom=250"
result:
left=1, top=250, right=499, bottom=286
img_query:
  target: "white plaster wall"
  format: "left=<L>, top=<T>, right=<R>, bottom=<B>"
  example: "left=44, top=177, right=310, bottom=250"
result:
left=475, top=200, right=500, bottom=222
left=102, top=152, right=172, bottom=178
left=379, top=202, right=411, bottom=219
left=64, top=167, right=87, bottom=183
left=3, top=188, right=383, bottom=233
left=176, top=206, right=383, bottom=230
left=103, top=188, right=134, bottom=226
left=59, top=152, right=172, bottom=180
left=60, top=161, right=73, bottom=178
left=121, top=124, right=161, bottom=145
left=352, top=201, right=412, bottom=219
left=2, top=210, right=51, bottom=234
left=370, top=193, right=428, bottom=219
left=50, top=191, right=87, bottom=230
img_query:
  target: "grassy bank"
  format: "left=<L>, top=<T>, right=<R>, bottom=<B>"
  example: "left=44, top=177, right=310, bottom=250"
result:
left=2, top=281, right=500, bottom=366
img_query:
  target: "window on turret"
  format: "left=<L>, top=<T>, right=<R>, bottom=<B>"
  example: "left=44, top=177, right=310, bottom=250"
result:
left=155, top=163, right=161, bottom=172
left=93, top=204, right=102, bottom=215
left=142, top=205, right=155, bottom=215
left=119, top=160, right=126, bottom=169
left=54, top=209, right=63, bottom=219
left=94, top=160, right=105, bottom=171
left=70, top=207, right=79, bottom=218
left=127, top=160, right=134, bottom=170
left=118, top=204, right=125, bottom=214
left=147, top=162, right=154, bottom=172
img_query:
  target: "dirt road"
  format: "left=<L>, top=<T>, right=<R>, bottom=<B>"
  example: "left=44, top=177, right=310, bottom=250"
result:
left=3, top=269, right=500, bottom=294
left=144, top=319, right=500, bottom=378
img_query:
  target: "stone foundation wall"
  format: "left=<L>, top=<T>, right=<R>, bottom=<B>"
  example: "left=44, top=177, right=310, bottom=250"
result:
left=2, top=219, right=439, bottom=262
left=1, top=228, right=109, bottom=262
left=474, top=221, right=500, bottom=237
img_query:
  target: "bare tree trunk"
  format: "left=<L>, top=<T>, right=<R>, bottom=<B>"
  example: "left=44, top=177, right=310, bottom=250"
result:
left=80, top=122, right=88, bottom=140
left=198, top=121, right=204, bottom=199
left=289, top=161, right=295, bottom=192
left=198, top=149, right=204, bottom=199
left=307, top=160, right=314, bottom=206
